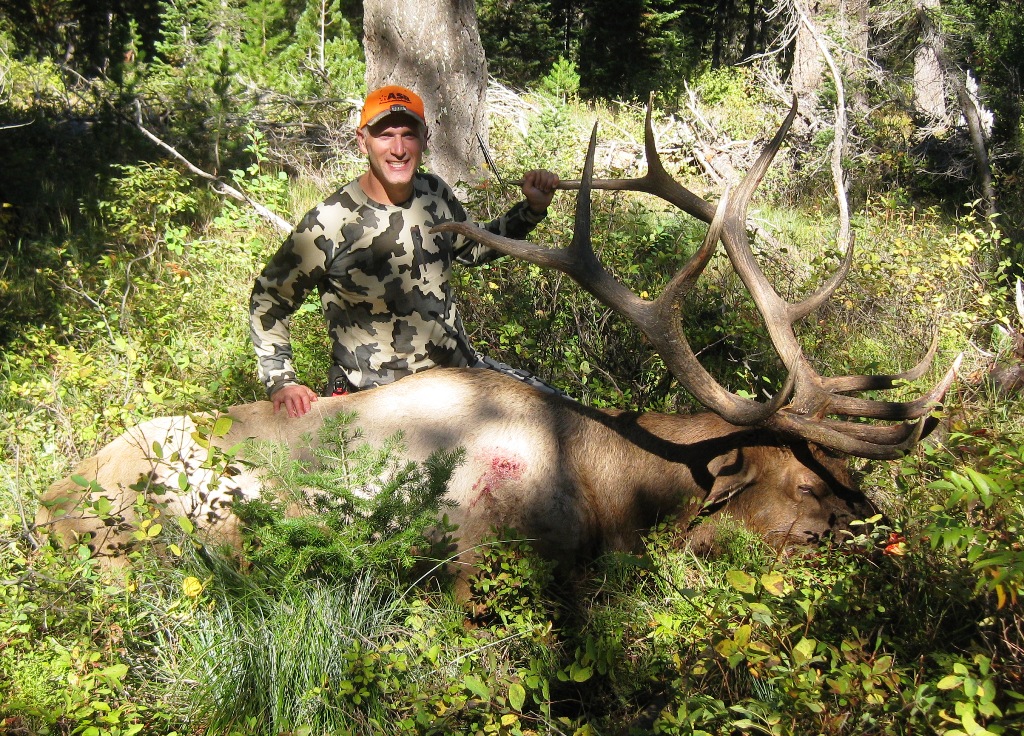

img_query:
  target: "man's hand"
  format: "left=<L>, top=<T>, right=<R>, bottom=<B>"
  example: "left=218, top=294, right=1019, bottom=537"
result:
left=271, top=383, right=319, bottom=418
left=521, top=169, right=560, bottom=215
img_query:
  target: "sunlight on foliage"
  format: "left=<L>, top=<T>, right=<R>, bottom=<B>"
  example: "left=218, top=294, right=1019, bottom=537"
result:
left=5, top=25, right=1024, bottom=734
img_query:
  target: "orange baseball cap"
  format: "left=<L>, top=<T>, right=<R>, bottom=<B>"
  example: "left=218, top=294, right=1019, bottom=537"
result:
left=359, top=85, right=427, bottom=129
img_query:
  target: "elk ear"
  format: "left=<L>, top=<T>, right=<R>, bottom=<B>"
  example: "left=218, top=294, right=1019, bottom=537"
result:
left=704, top=448, right=760, bottom=508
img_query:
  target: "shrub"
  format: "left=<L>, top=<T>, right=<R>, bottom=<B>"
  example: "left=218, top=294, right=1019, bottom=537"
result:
left=230, top=411, right=461, bottom=585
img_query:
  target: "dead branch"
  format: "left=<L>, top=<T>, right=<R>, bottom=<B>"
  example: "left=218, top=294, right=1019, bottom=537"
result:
left=132, top=100, right=292, bottom=235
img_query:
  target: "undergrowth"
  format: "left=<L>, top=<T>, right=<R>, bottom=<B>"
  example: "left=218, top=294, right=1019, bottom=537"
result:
left=3, top=70, right=1024, bottom=735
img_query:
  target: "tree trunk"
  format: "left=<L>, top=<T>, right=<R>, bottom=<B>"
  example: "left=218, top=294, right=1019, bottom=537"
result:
left=916, top=0, right=997, bottom=219
left=913, top=0, right=946, bottom=119
left=790, top=0, right=834, bottom=109
left=741, top=0, right=765, bottom=61
left=711, top=0, right=733, bottom=69
left=953, top=75, right=998, bottom=221
left=362, top=0, right=488, bottom=189
left=844, top=0, right=869, bottom=112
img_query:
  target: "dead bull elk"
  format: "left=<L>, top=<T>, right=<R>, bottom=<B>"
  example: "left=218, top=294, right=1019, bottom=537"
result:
left=37, top=99, right=959, bottom=569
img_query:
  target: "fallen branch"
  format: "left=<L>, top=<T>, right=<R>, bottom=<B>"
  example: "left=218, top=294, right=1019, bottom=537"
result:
left=133, top=100, right=292, bottom=235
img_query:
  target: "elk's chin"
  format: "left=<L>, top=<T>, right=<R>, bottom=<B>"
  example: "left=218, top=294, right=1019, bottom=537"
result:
left=762, top=529, right=822, bottom=550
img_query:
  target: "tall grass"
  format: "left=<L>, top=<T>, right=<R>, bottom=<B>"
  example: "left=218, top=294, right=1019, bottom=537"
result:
left=178, top=573, right=408, bottom=734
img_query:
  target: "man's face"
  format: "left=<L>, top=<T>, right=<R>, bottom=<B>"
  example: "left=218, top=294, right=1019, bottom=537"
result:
left=357, top=114, right=425, bottom=197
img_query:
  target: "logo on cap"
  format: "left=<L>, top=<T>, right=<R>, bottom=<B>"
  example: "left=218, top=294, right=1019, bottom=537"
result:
left=360, top=85, right=426, bottom=129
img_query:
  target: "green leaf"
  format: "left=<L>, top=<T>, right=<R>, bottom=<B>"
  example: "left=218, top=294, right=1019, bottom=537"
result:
left=463, top=674, right=490, bottom=700
left=508, top=682, right=526, bottom=711
left=792, top=637, right=817, bottom=666
left=937, top=674, right=963, bottom=690
left=100, top=663, right=129, bottom=682
left=571, top=664, right=593, bottom=682
left=726, top=569, right=756, bottom=594
left=213, top=415, right=234, bottom=437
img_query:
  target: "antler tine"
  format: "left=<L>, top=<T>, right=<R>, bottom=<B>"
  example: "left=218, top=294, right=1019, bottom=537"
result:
left=657, top=188, right=731, bottom=309
left=789, top=235, right=855, bottom=322
left=774, top=411, right=934, bottom=460
left=567, top=93, right=717, bottom=223
left=785, top=355, right=958, bottom=459
left=716, top=98, right=805, bottom=369
left=823, top=331, right=940, bottom=393
left=732, top=97, right=799, bottom=211
left=820, top=353, right=961, bottom=420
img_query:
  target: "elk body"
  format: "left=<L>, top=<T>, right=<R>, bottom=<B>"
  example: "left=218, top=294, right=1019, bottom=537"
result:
left=37, top=368, right=872, bottom=568
left=37, top=99, right=957, bottom=569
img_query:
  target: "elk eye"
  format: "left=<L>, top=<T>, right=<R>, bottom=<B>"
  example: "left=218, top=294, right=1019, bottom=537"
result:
left=798, top=484, right=816, bottom=497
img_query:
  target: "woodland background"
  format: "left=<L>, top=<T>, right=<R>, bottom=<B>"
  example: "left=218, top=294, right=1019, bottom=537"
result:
left=3, top=1, right=1024, bottom=735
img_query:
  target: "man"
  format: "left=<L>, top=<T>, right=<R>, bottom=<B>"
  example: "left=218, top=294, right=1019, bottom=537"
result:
left=250, top=85, right=560, bottom=418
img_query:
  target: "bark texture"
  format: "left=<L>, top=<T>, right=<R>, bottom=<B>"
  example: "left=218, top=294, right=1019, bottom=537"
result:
left=914, top=0, right=947, bottom=119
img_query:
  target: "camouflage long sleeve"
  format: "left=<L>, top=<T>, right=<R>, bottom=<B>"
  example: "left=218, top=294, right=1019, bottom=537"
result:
left=250, top=173, right=545, bottom=395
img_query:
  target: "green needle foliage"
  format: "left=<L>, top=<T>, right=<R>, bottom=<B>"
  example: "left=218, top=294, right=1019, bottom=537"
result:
left=232, top=411, right=462, bottom=585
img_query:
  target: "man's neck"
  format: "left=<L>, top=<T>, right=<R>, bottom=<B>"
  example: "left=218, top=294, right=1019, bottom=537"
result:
left=358, top=171, right=414, bottom=206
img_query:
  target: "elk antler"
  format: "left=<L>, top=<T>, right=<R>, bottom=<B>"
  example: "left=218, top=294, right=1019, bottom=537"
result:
left=434, top=97, right=959, bottom=460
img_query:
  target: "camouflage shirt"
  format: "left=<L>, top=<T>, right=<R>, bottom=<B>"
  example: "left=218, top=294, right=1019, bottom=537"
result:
left=250, top=173, right=546, bottom=395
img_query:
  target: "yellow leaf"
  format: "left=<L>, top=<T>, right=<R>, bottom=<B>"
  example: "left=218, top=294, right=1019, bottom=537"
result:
left=760, top=572, right=787, bottom=596
left=726, top=569, right=756, bottom=594
left=715, top=639, right=738, bottom=657
left=182, top=576, right=204, bottom=598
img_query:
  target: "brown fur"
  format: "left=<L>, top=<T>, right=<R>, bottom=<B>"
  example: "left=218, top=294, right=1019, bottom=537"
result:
left=36, top=368, right=875, bottom=569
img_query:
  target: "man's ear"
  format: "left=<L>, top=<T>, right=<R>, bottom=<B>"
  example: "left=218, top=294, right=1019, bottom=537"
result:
left=355, top=127, right=368, bottom=154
